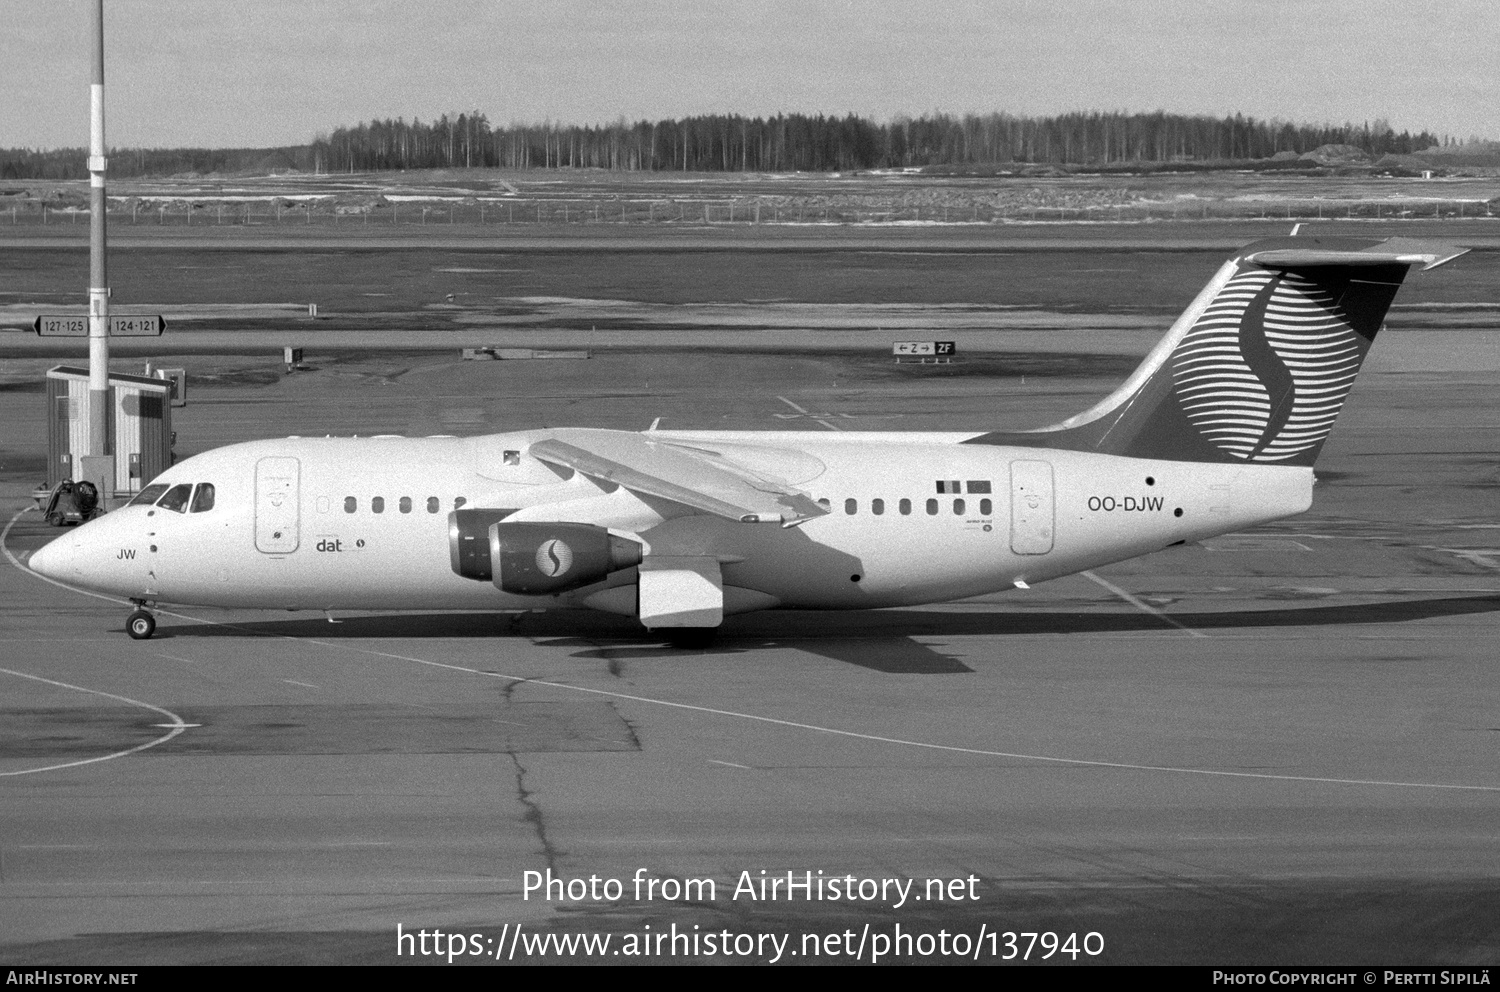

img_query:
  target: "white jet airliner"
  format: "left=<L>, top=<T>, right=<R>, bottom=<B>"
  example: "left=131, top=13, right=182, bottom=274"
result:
left=27, top=235, right=1465, bottom=640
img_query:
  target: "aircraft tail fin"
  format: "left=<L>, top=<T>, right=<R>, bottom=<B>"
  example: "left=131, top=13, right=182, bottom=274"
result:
left=965, top=236, right=1466, bottom=466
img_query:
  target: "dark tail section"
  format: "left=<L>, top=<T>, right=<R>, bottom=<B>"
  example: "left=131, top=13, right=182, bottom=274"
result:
left=965, top=236, right=1467, bottom=465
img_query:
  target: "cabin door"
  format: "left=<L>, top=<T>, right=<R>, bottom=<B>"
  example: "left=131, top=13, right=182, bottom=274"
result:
left=1009, top=459, right=1054, bottom=555
left=255, top=456, right=301, bottom=554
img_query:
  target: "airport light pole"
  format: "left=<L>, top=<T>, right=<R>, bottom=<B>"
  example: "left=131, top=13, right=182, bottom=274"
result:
left=87, top=0, right=110, bottom=458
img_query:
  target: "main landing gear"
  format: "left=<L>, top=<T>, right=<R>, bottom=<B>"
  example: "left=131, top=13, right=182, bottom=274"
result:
left=126, top=601, right=157, bottom=640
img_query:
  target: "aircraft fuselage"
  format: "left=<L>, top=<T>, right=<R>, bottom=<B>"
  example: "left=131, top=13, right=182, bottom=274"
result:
left=36, top=429, right=1313, bottom=616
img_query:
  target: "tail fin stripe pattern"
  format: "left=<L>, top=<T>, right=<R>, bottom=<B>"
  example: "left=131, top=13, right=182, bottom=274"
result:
left=962, top=236, right=1459, bottom=465
left=1169, top=269, right=1279, bottom=459
left=1167, top=268, right=1367, bottom=462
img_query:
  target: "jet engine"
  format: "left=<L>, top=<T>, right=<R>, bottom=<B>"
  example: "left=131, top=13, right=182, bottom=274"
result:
left=449, top=511, right=642, bottom=595
left=448, top=509, right=517, bottom=581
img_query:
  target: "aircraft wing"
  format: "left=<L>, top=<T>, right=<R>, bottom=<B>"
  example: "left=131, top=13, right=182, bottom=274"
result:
left=528, top=434, right=830, bottom=525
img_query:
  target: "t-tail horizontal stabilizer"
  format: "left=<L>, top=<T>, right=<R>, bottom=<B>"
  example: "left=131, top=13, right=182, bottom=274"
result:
left=964, top=235, right=1468, bottom=466
left=1247, top=237, right=1469, bottom=272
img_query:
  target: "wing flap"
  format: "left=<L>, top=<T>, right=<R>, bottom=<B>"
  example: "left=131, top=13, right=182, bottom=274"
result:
left=529, top=434, right=828, bottom=524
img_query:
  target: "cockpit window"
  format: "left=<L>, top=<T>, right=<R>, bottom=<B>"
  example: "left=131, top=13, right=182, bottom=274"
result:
left=128, top=484, right=169, bottom=507
left=190, top=483, right=216, bottom=513
left=156, top=483, right=193, bottom=513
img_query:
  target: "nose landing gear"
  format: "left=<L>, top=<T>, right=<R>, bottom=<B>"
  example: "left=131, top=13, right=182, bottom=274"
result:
left=126, top=602, right=157, bottom=640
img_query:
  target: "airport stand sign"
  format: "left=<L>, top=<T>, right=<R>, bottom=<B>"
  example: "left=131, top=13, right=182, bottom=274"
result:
left=893, top=341, right=957, bottom=363
left=109, top=314, right=167, bottom=336
left=34, top=314, right=167, bottom=337
left=891, top=341, right=957, bottom=357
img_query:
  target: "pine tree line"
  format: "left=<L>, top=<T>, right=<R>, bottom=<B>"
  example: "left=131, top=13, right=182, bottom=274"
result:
left=2, top=111, right=1442, bottom=179
left=312, top=110, right=1440, bottom=173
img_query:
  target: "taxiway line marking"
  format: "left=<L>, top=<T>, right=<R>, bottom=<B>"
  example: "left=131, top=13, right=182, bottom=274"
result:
left=9, top=509, right=1498, bottom=793
left=1081, top=570, right=1208, bottom=638
left=2, top=509, right=197, bottom=776
left=282, top=679, right=320, bottom=689
left=708, top=759, right=752, bottom=770
left=1433, top=548, right=1500, bottom=570
left=776, top=395, right=843, bottom=431
left=132, top=618, right=1497, bottom=794
left=341, top=649, right=1500, bottom=792
left=0, top=667, right=192, bottom=778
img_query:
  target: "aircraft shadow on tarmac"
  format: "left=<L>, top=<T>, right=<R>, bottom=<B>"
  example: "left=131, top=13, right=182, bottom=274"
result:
left=157, top=593, right=1500, bottom=675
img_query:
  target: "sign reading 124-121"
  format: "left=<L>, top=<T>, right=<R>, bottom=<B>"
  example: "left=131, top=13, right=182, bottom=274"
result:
left=33, top=314, right=166, bottom=337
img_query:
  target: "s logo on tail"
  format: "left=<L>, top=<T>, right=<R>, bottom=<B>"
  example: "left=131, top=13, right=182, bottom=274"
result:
left=964, top=235, right=1465, bottom=467
left=1171, top=269, right=1365, bottom=462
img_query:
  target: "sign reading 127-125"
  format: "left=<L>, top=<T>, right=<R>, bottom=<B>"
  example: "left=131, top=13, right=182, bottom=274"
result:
left=892, top=341, right=956, bottom=356
left=33, top=314, right=167, bottom=336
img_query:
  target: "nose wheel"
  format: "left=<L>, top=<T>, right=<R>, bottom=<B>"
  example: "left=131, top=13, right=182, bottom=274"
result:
left=126, top=608, right=156, bottom=640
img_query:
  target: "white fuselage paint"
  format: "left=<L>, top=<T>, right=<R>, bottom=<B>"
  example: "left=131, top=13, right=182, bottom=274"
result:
left=39, top=429, right=1313, bottom=618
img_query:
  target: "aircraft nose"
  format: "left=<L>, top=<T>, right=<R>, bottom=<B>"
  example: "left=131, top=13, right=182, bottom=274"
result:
left=28, top=535, right=80, bottom=580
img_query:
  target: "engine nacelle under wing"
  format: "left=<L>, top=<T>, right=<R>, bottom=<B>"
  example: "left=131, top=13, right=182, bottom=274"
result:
left=449, top=509, right=518, bottom=581
left=487, top=521, right=642, bottom=595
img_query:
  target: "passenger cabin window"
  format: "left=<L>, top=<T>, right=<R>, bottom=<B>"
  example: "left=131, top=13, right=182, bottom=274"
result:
left=156, top=483, right=193, bottom=513
left=954, top=498, right=966, bottom=515
left=504, top=450, right=521, bottom=466
left=190, top=483, right=216, bottom=513
left=845, top=498, right=857, bottom=515
left=344, top=496, right=357, bottom=514
left=372, top=497, right=385, bottom=514
left=399, top=496, right=412, bottom=514
left=454, top=497, right=467, bottom=509
left=129, top=484, right=169, bottom=507
left=427, top=496, right=440, bottom=514
left=899, top=498, right=912, bottom=516
left=872, top=498, right=884, bottom=516
left=980, top=498, right=992, bottom=515
left=926, top=498, right=938, bottom=516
